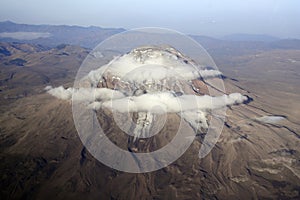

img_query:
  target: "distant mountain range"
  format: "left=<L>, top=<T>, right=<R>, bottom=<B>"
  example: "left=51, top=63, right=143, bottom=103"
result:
left=0, top=21, right=300, bottom=50
left=0, top=21, right=125, bottom=48
left=221, top=33, right=280, bottom=42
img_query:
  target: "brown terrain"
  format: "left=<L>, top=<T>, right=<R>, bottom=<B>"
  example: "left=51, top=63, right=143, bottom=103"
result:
left=0, top=41, right=300, bottom=199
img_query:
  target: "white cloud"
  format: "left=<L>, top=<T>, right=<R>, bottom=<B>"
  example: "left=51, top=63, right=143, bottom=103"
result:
left=199, top=69, right=223, bottom=78
left=45, top=86, right=74, bottom=100
left=180, top=110, right=209, bottom=130
left=44, top=85, right=53, bottom=91
left=92, top=92, right=247, bottom=132
left=100, top=92, right=247, bottom=113
left=45, top=86, right=125, bottom=102
left=85, top=47, right=222, bottom=86
left=255, top=116, right=285, bottom=124
left=0, top=32, right=51, bottom=40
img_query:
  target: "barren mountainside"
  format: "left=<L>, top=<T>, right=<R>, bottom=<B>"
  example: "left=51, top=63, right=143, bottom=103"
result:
left=0, top=42, right=300, bottom=199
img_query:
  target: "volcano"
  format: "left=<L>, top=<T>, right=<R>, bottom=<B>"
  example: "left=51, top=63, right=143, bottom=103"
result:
left=46, top=45, right=248, bottom=172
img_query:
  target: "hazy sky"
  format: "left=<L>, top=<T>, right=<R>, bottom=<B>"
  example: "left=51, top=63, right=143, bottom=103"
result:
left=0, top=0, right=299, bottom=38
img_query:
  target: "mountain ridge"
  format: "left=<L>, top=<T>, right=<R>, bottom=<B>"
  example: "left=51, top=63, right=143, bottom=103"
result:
left=1, top=21, right=300, bottom=50
left=0, top=21, right=125, bottom=48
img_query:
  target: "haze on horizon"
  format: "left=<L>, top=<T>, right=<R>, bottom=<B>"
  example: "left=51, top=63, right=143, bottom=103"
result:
left=0, top=0, right=299, bottom=38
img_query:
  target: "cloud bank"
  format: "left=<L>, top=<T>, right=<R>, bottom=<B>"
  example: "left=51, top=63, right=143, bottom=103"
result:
left=0, top=32, right=52, bottom=40
left=99, top=92, right=247, bottom=113
left=255, top=116, right=285, bottom=124
left=45, top=86, right=125, bottom=102
left=85, top=46, right=223, bottom=86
